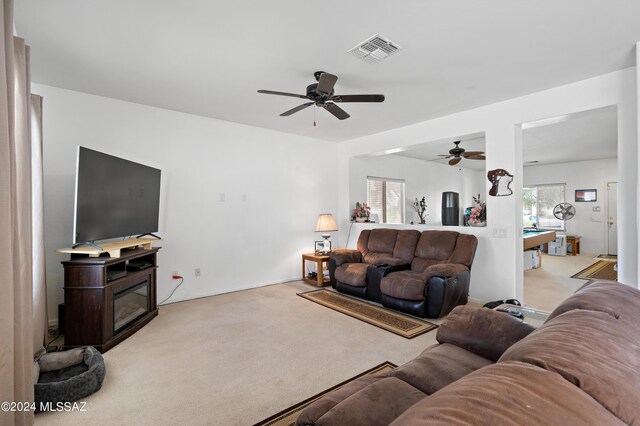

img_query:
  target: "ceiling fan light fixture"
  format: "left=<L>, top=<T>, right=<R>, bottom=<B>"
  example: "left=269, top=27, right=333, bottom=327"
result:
left=347, top=34, right=401, bottom=64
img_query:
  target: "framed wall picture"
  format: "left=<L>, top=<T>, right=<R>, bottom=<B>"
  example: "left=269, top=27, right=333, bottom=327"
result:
left=575, top=189, right=597, bottom=202
left=315, top=240, right=330, bottom=254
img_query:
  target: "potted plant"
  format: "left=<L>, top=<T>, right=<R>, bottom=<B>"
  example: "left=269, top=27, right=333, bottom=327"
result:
left=413, top=196, right=427, bottom=224
left=352, top=202, right=371, bottom=222
left=468, top=194, right=486, bottom=227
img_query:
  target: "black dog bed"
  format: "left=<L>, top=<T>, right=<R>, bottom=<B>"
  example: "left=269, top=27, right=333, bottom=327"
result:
left=34, top=346, right=105, bottom=411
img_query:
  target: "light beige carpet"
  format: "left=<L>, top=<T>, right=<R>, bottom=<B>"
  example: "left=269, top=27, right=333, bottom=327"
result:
left=35, top=281, right=439, bottom=426
left=524, top=252, right=598, bottom=313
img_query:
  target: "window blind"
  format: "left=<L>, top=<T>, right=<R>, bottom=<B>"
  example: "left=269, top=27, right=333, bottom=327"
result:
left=367, top=177, right=405, bottom=224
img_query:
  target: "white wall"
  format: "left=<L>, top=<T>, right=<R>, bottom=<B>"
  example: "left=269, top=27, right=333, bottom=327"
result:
left=34, top=84, right=338, bottom=323
left=523, top=159, right=617, bottom=254
left=349, top=155, right=485, bottom=225
left=337, top=67, right=637, bottom=304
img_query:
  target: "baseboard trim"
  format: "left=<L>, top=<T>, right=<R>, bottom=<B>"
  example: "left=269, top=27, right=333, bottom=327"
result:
left=157, top=277, right=300, bottom=306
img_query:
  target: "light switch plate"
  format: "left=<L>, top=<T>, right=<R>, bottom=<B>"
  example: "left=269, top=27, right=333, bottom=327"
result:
left=493, top=227, right=508, bottom=238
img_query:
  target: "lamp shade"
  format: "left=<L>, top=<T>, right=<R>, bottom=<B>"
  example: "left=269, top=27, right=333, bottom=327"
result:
left=315, top=214, right=338, bottom=232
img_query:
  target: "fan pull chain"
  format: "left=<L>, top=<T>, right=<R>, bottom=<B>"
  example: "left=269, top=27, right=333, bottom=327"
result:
left=314, top=106, right=317, bottom=127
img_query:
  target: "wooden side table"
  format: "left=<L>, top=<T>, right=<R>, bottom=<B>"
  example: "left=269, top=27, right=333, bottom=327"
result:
left=302, top=253, right=330, bottom=287
left=566, top=235, right=581, bottom=256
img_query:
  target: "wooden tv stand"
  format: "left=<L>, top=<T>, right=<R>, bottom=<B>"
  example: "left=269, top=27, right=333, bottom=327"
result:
left=56, top=237, right=160, bottom=258
left=61, top=245, right=160, bottom=353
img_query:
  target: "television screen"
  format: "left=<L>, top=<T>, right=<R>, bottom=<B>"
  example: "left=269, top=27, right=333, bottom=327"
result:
left=74, top=147, right=161, bottom=244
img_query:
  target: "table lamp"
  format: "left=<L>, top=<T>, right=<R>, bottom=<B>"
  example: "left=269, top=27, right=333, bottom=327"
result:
left=315, top=214, right=337, bottom=254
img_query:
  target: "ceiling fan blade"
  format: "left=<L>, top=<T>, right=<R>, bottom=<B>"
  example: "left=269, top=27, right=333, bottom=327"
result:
left=449, top=157, right=462, bottom=166
left=466, top=155, right=486, bottom=160
left=258, top=90, right=308, bottom=99
left=316, top=73, right=338, bottom=95
left=331, top=94, right=385, bottom=103
left=323, top=102, right=350, bottom=120
left=438, top=154, right=453, bottom=158
left=280, top=102, right=314, bottom=117
left=462, top=151, right=484, bottom=157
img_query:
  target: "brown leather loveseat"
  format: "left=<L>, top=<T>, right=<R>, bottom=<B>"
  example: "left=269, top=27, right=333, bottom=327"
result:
left=296, top=280, right=639, bottom=425
left=329, top=229, right=420, bottom=301
left=329, top=228, right=478, bottom=318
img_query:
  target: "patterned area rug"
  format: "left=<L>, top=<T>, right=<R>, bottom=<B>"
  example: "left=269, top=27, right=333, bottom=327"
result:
left=253, top=362, right=397, bottom=426
left=596, top=254, right=618, bottom=261
left=571, top=260, right=617, bottom=280
left=298, top=289, right=437, bottom=338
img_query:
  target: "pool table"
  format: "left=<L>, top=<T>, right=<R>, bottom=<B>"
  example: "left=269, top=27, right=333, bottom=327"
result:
left=523, top=229, right=557, bottom=251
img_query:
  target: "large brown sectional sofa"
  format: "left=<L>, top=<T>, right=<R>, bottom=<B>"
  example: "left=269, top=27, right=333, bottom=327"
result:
left=329, top=228, right=478, bottom=318
left=295, top=280, right=639, bottom=425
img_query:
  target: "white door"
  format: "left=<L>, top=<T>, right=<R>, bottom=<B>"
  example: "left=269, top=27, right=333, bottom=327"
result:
left=607, top=182, right=618, bottom=255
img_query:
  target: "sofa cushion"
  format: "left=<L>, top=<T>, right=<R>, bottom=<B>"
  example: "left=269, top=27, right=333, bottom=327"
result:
left=448, top=233, right=478, bottom=266
left=389, top=361, right=624, bottom=426
left=437, top=306, right=535, bottom=362
left=547, top=279, right=640, bottom=323
left=499, top=308, right=640, bottom=425
left=393, top=230, right=421, bottom=262
left=295, top=374, right=383, bottom=426
left=334, top=263, right=369, bottom=287
left=414, top=231, right=459, bottom=263
left=380, top=270, right=424, bottom=301
left=356, top=229, right=372, bottom=253
left=410, top=257, right=441, bottom=273
left=314, top=377, right=426, bottom=426
left=367, top=228, right=398, bottom=254
left=390, top=343, right=492, bottom=395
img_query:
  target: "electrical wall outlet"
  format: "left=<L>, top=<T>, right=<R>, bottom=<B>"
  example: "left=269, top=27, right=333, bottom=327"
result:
left=195, top=268, right=201, bottom=277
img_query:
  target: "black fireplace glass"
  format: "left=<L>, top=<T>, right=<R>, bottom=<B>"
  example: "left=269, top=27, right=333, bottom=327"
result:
left=113, top=279, right=149, bottom=334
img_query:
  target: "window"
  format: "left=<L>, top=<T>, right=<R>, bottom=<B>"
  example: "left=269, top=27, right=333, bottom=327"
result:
left=523, top=184, right=565, bottom=229
left=367, top=177, right=405, bottom=224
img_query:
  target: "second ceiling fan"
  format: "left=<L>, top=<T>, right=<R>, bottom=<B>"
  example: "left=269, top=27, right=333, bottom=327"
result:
left=439, top=141, right=486, bottom=166
left=257, top=71, right=385, bottom=120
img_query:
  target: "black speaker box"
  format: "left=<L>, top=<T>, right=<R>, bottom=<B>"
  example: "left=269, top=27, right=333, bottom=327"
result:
left=442, top=191, right=460, bottom=226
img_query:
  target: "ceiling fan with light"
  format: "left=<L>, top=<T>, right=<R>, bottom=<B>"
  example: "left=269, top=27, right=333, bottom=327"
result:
left=438, top=141, right=486, bottom=166
left=257, top=71, right=385, bottom=121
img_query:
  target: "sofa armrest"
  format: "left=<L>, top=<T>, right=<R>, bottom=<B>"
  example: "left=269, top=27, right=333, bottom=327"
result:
left=329, top=249, right=362, bottom=266
left=421, top=263, right=468, bottom=282
left=436, top=306, right=535, bottom=362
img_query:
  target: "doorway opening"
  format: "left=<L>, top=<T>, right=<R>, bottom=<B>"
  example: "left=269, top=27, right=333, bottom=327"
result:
left=520, top=106, right=618, bottom=313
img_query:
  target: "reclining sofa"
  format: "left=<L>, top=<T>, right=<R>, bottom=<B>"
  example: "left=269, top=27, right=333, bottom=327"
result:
left=329, top=228, right=478, bottom=318
left=296, top=279, right=639, bottom=425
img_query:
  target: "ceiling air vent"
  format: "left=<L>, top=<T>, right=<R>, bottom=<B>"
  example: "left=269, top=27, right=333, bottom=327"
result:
left=347, top=34, right=401, bottom=64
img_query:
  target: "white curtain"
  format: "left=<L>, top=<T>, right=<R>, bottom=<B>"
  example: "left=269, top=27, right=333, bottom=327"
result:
left=0, top=1, right=47, bottom=424
left=31, top=93, right=46, bottom=357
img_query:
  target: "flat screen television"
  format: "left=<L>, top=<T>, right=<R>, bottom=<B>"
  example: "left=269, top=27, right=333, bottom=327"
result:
left=73, top=147, right=161, bottom=246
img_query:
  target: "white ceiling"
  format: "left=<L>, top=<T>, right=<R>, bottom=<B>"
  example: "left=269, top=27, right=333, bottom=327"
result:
left=15, top=1, right=640, bottom=142
left=522, top=106, right=617, bottom=166
left=390, top=105, right=617, bottom=170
